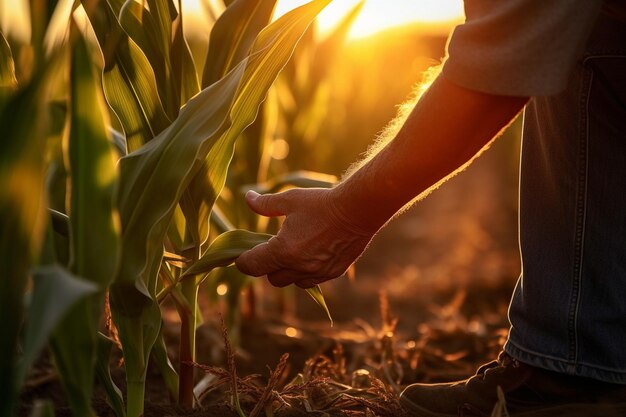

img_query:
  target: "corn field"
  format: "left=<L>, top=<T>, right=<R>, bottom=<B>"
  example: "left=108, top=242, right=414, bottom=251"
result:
left=0, top=0, right=347, bottom=415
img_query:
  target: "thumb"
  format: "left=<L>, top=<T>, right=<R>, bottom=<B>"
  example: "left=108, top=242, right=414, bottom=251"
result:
left=245, top=190, right=289, bottom=217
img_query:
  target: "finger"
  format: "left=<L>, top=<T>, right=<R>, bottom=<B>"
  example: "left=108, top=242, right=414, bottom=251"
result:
left=295, top=276, right=333, bottom=289
left=235, top=240, right=282, bottom=277
left=267, top=269, right=333, bottom=288
left=294, top=275, right=343, bottom=289
left=245, top=190, right=291, bottom=217
left=266, top=268, right=321, bottom=288
left=266, top=269, right=299, bottom=288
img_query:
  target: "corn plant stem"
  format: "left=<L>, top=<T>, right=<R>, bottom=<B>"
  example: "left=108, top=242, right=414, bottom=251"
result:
left=234, top=394, right=247, bottom=417
left=127, top=379, right=146, bottom=417
left=179, top=278, right=198, bottom=408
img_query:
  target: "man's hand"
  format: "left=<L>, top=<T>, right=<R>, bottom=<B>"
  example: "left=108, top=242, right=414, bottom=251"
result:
left=235, top=188, right=375, bottom=288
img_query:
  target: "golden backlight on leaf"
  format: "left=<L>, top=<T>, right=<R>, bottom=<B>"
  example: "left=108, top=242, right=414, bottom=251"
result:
left=274, top=0, right=464, bottom=39
left=1, top=0, right=462, bottom=46
left=0, top=0, right=30, bottom=42
left=96, top=153, right=117, bottom=187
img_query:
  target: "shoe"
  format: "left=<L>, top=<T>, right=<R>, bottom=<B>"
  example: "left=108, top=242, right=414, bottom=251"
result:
left=399, top=352, right=626, bottom=417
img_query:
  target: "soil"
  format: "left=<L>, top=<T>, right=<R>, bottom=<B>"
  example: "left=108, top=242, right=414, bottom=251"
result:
left=20, top=136, right=520, bottom=416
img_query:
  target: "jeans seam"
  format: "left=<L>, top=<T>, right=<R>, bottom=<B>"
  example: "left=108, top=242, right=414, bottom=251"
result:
left=506, top=339, right=626, bottom=376
left=568, top=65, right=592, bottom=366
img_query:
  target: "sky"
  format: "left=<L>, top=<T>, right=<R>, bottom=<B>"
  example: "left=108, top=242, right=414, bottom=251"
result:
left=275, top=0, right=464, bottom=39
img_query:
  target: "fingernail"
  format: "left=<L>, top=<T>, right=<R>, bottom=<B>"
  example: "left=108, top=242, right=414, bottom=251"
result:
left=246, top=190, right=260, bottom=200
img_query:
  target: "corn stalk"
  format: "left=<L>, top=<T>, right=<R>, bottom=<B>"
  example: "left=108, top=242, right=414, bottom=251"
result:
left=83, top=0, right=333, bottom=414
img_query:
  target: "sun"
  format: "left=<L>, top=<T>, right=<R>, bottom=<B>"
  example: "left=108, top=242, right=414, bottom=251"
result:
left=275, top=0, right=464, bottom=39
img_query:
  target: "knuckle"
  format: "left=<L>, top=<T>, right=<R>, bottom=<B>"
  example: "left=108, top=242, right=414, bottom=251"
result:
left=303, top=259, right=323, bottom=274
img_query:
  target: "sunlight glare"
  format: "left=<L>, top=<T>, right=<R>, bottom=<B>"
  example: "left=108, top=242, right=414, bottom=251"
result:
left=1, top=0, right=30, bottom=42
left=285, top=326, right=299, bottom=337
left=275, top=0, right=464, bottom=39
left=271, top=138, right=290, bottom=160
left=217, top=283, right=228, bottom=296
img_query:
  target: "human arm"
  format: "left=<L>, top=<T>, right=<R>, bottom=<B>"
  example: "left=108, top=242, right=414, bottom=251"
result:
left=235, top=75, right=528, bottom=288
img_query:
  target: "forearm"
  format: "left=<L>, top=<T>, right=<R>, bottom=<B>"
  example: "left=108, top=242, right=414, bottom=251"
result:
left=331, top=75, right=528, bottom=233
left=236, top=75, right=528, bottom=287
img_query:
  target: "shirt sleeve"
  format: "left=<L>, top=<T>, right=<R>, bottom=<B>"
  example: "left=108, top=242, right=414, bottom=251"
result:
left=442, top=0, right=603, bottom=96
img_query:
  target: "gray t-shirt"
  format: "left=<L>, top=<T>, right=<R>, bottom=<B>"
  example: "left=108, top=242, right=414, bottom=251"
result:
left=442, top=0, right=618, bottom=96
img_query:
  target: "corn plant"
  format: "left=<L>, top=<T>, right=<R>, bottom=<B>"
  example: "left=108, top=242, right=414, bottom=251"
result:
left=206, top=2, right=364, bottom=336
left=1, top=0, right=334, bottom=415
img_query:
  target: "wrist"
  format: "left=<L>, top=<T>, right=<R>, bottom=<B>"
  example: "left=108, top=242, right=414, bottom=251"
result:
left=326, top=185, right=383, bottom=237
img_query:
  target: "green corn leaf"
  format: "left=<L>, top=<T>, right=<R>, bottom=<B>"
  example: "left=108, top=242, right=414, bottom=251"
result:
left=117, top=2, right=162, bottom=73
left=184, top=0, right=330, bottom=252
left=118, top=0, right=186, bottom=118
left=29, top=0, right=54, bottom=67
left=244, top=170, right=337, bottom=194
left=156, top=230, right=269, bottom=310
left=40, top=211, right=67, bottom=267
left=108, top=3, right=330, bottom=414
left=66, top=25, right=120, bottom=289
left=202, top=0, right=277, bottom=88
left=172, top=0, right=200, bottom=107
left=151, top=326, right=180, bottom=402
left=45, top=101, right=69, bottom=214
left=306, top=285, right=333, bottom=325
left=113, top=61, right=243, bottom=312
left=140, top=0, right=197, bottom=113
left=0, top=31, right=18, bottom=98
left=107, top=64, right=245, bottom=417
left=185, top=0, right=277, bottom=250
left=17, top=266, right=99, bottom=388
left=105, top=0, right=125, bottom=16
left=84, top=0, right=171, bottom=152
left=50, top=298, right=100, bottom=417
left=210, top=204, right=236, bottom=233
left=181, top=231, right=333, bottom=325
left=96, top=333, right=126, bottom=417
left=49, top=26, right=120, bottom=417
left=113, top=0, right=332, bottom=311
left=110, top=302, right=161, bottom=417
left=0, top=55, right=55, bottom=417
left=48, top=208, right=69, bottom=237
left=109, top=126, right=128, bottom=157
left=117, top=1, right=176, bottom=117
left=145, top=0, right=177, bottom=59
left=0, top=2, right=67, bottom=413
left=181, top=230, right=272, bottom=279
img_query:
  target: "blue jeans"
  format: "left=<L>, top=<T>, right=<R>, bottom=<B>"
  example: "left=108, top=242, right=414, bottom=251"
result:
left=505, top=10, right=626, bottom=384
